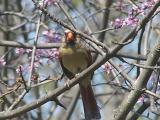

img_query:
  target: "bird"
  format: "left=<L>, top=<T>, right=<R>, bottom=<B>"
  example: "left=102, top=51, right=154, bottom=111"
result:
left=59, top=29, right=101, bottom=120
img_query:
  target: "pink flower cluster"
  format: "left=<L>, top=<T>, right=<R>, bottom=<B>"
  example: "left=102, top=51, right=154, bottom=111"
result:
left=43, top=0, right=57, bottom=6
left=34, top=48, right=60, bottom=60
left=111, top=17, right=139, bottom=29
left=15, top=48, right=25, bottom=55
left=15, top=47, right=59, bottom=61
left=15, top=29, right=61, bottom=74
left=16, top=65, right=29, bottom=75
left=112, top=0, right=157, bottom=28
left=15, top=48, right=60, bottom=75
left=142, top=0, right=157, bottom=10
left=0, top=57, right=6, bottom=67
left=101, top=62, right=113, bottom=74
left=42, top=30, right=61, bottom=43
left=115, top=0, right=125, bottom=11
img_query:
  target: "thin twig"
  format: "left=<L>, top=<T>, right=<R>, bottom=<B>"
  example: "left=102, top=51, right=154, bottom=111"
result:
left=7, top=10, right=42, bottom=111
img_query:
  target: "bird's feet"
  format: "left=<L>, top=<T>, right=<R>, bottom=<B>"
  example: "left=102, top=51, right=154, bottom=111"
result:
left=64, top=73, right=80, bottom=88
left=75, top=73, right=80, bottom=78
left=64, top=79, right=71, bottom=88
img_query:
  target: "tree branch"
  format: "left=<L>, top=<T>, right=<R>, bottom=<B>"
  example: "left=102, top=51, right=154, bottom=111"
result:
left=113, top=41, right=160, bottom=120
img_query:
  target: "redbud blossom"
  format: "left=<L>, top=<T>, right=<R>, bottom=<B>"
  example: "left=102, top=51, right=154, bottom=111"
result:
left=0, top=57, right=6, bottom=67
left=111, top=0, right=156, bottom=28
left=43, top=0, right=57, bottom=6
left=101, top=62, right=112, bottom=74
left=15, top=48, right=25, bottom=55
left=42, top=30, right=61, bottom=43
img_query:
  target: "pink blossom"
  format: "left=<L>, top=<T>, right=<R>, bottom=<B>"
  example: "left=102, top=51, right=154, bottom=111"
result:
left=123, top=17, right=139, bottom=26
left=112, top=0, right=157, bottom=28
left=43, top=0, right=57, bottom=6
left=15, top=48, right=25, bottom=55
left=142, top=1, right=155, bottom=10
left=53, top=48, right=60, bottom=59
left=16, top=64, right=37, bottom=75
left=137, top=95, right=145, bottom=103
left=42, top=30, right=54, bottom=40
left=42, top=30, right=61, bottom=43
left=16, top=65, right=27, bottom=74
left=111, top=18, right=123, bottom=28
left=115, top=0, right=125, bottom=11
left=33, top=49, right=60, bottom=62
left=34, top=62, right=39, bottom=69
left=111, top=17, right=138, bottom=28
left=22, top=48, right=60, bottom=65
left=0, top=57, right=6, bottom=67
left=130, top=6, right=144, bottom=16
left=26, top=49, right=32, bottom=53
left=101, top=62, right=112, bottom=74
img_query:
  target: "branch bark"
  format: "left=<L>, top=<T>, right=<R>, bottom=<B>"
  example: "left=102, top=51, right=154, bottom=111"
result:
left=113, top=41, right=160, bottom=120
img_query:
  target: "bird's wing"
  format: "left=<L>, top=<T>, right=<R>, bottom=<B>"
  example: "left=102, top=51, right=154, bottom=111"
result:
left=59, top=56, right=75, bottom=79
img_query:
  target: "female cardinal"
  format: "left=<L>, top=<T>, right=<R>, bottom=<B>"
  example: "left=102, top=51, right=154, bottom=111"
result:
left=59, top=30, right=101, bottom=120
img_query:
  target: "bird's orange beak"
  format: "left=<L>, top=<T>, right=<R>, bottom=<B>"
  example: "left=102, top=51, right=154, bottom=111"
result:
left=65, top=30, right=75, bottom=43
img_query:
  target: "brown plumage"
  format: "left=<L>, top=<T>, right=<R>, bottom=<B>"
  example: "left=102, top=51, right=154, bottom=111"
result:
left=59, top=30, right=101, bottom=120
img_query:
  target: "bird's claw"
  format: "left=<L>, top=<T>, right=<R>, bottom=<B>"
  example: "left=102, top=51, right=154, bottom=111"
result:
left=64, top=79, right=71, bottom=88
left=75, top=73, right=80, bottom=78
left=64, top=73, right=80, bottom=87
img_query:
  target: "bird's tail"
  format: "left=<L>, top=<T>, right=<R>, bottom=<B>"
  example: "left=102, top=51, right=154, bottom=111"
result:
left=79, top=84, right=101, bottom=120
